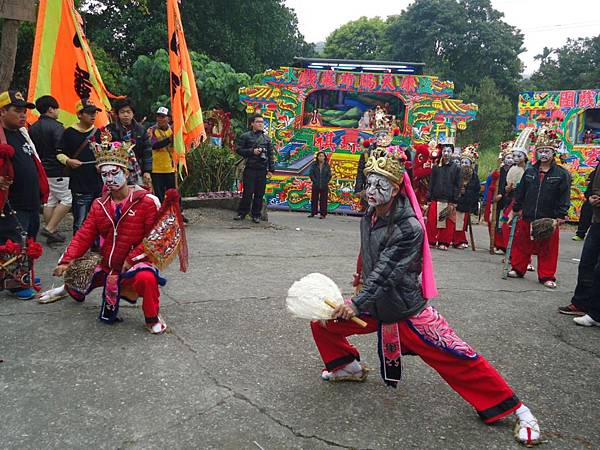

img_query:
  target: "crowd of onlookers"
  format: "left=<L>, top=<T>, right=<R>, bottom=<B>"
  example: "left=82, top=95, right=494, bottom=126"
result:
left=0, top=89, right=177, bottom=299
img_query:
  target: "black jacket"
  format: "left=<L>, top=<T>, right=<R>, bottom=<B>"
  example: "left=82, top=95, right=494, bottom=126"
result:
left=309, top=161, right=332, bottom=190
left=456, top=170, right=480, bottom=213
left=352, top=195, right=427, bottom=323
left=513, top=161, right=571, bottom=221
left=354, top=151, right=368, bottom=193
left=29, top=115, right=65, bottom=178
left=428, top=162, right=461, bottom=203
left=235, top=130, right=274, bottom=172
left=497, top=166, right=511, bottom=210
left=105, top=121, right=152, bottom=173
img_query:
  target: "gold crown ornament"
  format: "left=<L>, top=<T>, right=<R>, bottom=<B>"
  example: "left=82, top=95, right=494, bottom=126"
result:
left=460, top=144, right=479, bottom=163
left=364, top=146, right=406, bottom=185
left=533, top=125, right=562, bottom=151
left=93, top=129, right=133, bottom=169
left=498, top=141, right=514, bottom=159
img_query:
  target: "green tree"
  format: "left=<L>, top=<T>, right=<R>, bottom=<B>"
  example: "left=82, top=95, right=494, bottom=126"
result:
left=323, top=17, right=387, bottom=60
left=528, top=35, right=600, bottom=91
left=125, top=49, right=251, bottom=124
left=81, top=0, right=313, bottom=75
left=384, top=0, right=524, bottom=98
left=457, top=77, right=513, bottom=149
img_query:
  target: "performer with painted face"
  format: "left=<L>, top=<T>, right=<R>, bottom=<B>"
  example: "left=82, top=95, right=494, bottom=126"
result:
left=411, top=141, right=435, bottom=209
left=452, top=145, right=480, bottom=249
left=425, top=138, right=461, bottom=250
left=508, top=127, right=571, bottom=289
left=52, top=130, right=186, bottom=333
left=309, top=127, right=541, bottom=446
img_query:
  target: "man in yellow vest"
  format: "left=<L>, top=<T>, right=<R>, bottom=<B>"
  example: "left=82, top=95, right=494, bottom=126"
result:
left=147, top=107, right=175, bottom=202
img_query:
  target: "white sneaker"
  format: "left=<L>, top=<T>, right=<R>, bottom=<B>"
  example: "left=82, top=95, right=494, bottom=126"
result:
left=494, top=248, right=504, bottom=255
left=573, top=314, right=600, bottom=327
left=543, top=280, right=557, bottom=289
left=527, top=264, right=535, bottom=272
left=514, top=417, right=541, bottom=446
left=507, top=270, right=520, bottom=278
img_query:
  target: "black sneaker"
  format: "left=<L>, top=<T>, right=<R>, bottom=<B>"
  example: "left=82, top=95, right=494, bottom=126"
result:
left=558, top=304, right=586, bottom=316
left=182, top=215, right=189, bottom=224
left=233, top=214, right=245, bottom=221
left=252, top=216, right=260, bottom=224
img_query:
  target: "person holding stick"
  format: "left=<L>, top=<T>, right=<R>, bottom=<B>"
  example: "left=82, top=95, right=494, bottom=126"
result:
left=308, top=124, right=542, bottom=447
left=452, top=144, right=480, bottom=249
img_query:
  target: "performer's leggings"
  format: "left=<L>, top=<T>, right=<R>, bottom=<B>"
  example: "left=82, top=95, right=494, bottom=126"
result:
left=510, top=219, right=560, bottom=282
left=310, top=308, right=522, bottom=424
left=88, top=269, right=161, bottom=324
left=426, top=201, right=454, bottom=246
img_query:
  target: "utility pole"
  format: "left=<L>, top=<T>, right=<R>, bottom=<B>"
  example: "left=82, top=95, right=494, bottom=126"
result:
left=0, top=1, right=37, bottom=91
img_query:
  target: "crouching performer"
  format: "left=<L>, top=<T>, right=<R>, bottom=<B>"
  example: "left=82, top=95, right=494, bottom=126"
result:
left=309, top=133, right=541, bottom=446
left=52, top=131, right=188, bottom=334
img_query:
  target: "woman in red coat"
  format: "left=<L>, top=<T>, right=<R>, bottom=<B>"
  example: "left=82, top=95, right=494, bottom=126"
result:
left=53, top=133, right=167, bottom=334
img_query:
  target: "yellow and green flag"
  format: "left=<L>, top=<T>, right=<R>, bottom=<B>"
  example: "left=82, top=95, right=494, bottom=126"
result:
left=27, top=0, right=120, bottom=127
left=167, top=0, right=206, bottom=173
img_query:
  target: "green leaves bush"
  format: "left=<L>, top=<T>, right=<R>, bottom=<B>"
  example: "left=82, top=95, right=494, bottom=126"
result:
left=178, top=143, right=238, bottom=196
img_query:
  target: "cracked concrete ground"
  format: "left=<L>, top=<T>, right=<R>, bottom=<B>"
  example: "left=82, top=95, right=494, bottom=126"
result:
left=1, top=209, right=599, bottom=449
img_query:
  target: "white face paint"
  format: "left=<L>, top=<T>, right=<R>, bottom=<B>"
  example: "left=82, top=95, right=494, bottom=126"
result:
left=503, top=154, right=515, bottom=167
left=100, top=164, right=127, bottom=191
left=460, top=158, right=471, bottom=167
left=442, top=147, right=453, bottom=159
left=512, top=151, right=525, bottom=164
left=537, top=148, right=554, bottom=163
left=365, top=173, right=395, bottom=207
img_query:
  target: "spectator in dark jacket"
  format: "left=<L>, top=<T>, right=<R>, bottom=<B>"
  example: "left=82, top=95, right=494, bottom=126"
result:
left=105, top=98, right=152, bottom=188
left=425, top=144, right=461, bottom=250
left=234, top=114, right=274, bottom=223
left=508, top=135, right=572, bottom=288
left=29, top=95, right=70, bottom=244
left=308, top=151, right=332, bottom=219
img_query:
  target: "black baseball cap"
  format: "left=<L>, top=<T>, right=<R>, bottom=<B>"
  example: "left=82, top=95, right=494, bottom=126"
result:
left=0, top=90, right=35, bottom=109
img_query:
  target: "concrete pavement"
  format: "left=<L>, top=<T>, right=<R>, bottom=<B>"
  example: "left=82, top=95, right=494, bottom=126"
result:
left=1, top=209, right=599, bottom=449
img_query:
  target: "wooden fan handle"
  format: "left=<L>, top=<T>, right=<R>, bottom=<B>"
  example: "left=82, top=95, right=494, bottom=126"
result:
left=323, top=298, right=367, bottom=328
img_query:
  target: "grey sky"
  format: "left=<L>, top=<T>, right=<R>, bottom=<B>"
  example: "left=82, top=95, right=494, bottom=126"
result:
left=285, top=0, right=600, bottom=75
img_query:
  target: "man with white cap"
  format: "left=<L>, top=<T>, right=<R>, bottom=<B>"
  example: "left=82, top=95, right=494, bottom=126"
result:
left=147, top=106, right=175, bottom=202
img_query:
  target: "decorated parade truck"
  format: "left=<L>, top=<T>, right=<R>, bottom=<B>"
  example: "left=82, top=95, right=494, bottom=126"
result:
left=517, top=89, right=600, bottom=221
left=239, top=58, right=478, bottom=214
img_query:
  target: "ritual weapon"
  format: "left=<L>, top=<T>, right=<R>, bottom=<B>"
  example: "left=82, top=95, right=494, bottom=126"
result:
left=468, top=214, right=476, bottom=251
left=502, top=217, right=519, bottom=279
left=286, top=272, right=367, bottom=328
left=0, top=202, right=43, bottom=293
left=488, top=172, right=500, bottom=255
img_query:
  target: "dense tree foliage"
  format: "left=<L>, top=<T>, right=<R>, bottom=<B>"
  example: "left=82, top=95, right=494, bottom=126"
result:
left=527, top=36, right=600, bottom=91
left=323, top=17, right=387, bottom=60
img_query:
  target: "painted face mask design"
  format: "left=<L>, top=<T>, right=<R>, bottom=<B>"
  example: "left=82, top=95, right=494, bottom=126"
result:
left=512, top=151, right=525, bottom=164
left=537, top=148, right=554, bottom=163
left=503, top=154, right=515, bottom=167
left=460, top=158, right=471, bottom=167
left=365, top=173, right=394, bottom=207
left=442, top=147, right=453, bottom=159
left=100, top=164, right=127, bottom=191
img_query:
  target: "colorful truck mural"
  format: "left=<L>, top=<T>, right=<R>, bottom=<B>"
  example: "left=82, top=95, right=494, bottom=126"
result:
left=239, top=59, right=478, bottom=214
left=517, top=90, right=600, bottom=221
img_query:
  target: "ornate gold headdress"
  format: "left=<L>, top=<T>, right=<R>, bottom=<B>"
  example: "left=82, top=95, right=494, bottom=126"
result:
left=364, top=146, right=406, bottom=185
left=460, top=144, right=479, bottom=163
left=498, top=141, right=514, bottom=159
left=93, top=129, right=133, bottom=168
left=533, top=125, right=562, bottom=151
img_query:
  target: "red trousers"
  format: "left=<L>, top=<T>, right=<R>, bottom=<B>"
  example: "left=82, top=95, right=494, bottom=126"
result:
left=310, top=310, right=521, bottom=424
left=511, top=219, right=560, bottom=282
left=90, top=269, right=161, bottom=323
left=452, top=213, right=469, bottom=246
left=426, top=201, right=454, bottom=246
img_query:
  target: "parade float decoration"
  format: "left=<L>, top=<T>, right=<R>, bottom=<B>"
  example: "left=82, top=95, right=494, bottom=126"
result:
left=239, top=58, right=478, bottom=214
left=517, top=89, right=600, bottom=221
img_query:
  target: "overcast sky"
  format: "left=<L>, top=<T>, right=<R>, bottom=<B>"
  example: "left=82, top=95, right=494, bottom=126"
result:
left=284, top=0, right=600, bottom=75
